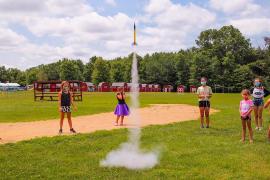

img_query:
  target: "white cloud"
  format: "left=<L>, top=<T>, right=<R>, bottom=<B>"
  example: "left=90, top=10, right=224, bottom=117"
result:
left=0, top=0, right=269, bottom=70
left=0, top=27, right=27, bottom=50
left=229, top=18, right=270, bottom=36
left=105, top=0, right=117, bottom=7
left=210, top=0, right=261, bottom=16
left=140, top=0, right=216, bottom=52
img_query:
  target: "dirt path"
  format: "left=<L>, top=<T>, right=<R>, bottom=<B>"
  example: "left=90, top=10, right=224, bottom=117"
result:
left=0, top=104, right=218, bottom=144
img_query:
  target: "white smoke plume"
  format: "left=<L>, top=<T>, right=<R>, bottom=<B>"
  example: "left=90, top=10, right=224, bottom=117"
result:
left=100, top=51, right=160, bottom=170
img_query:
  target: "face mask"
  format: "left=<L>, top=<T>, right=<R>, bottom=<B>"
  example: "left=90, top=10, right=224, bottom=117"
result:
left=63, top=86, right=69, bottom=91
left=255, top=82, right=261, bottom=87
left=201, top=81, right=206, bottom=86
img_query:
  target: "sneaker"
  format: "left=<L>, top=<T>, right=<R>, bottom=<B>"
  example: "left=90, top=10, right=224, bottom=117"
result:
left=70, top=128, right=77, bottom=133
left=200, top=125, right=204, bottom=129
left=255, top=127, right=259, bottom=130
left=206, top=125, right=209, bottom=128
left=58, top=129, right=63, bottom=134
left=114, top=122, right=118, bottom=126
left=259, top=127, right=263, bottom=131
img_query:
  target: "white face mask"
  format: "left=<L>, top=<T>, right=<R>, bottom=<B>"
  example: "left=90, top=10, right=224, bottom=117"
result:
left=201, top=81, right=206, bottom=86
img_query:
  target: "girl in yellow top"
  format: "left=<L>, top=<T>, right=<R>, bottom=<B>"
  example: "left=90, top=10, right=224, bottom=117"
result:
left=196, top=77, right=213, bottom=128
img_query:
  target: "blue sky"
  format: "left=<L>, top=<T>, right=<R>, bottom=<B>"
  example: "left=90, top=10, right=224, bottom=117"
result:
left=0, top=0, right=270, bottom=70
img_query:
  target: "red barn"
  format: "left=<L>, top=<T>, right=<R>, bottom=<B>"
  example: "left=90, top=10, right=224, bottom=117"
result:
left=127, top=83, right=132, bottom=92
left=140, top=84, right=149, bottom=92
left=127, top=83, right=141, bottom=92
left=148, top=84, right=155, bottom=92
left=98, top=82, right=111, bottom=92
left=177, top=85, right=185, bottom=93
left=190, top=85, right=197, bottom=93
left=163, top=85, right=173, bottom=92
left=153, top=84, right=161, bottom=92
left=111, top=82, right=128, bottom=92
left=80, top=82, right=96, bottom=92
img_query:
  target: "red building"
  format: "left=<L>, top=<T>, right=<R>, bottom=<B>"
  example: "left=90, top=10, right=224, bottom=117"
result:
left=81, top=82, right=96, bottom=92
left=153, top=84, right=161, bottom=92
left=111, top=82, right=128, bottom=92
left=177, top=85, right=185, bottom=93
left=163, top=85, right=173, bottom=92
left=148, top=84, right=155, bottom=92
left=190, top=85, right=197, bottom=93
left=98, top=82, right=111, bottom=92
left=140, top=84, right=149, bottom=92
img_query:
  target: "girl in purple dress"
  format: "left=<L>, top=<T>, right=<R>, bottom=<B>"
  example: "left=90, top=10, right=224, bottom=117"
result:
left=114, top=88, right=129, bottom=126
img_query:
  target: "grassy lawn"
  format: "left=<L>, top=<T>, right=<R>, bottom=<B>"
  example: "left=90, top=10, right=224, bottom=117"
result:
left=0, top=91, right=207, bottom=123
left=1, top=92, right=270, bottom=179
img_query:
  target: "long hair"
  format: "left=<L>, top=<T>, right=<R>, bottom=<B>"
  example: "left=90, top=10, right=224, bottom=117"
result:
left=60, top=81, right=71, bottom=92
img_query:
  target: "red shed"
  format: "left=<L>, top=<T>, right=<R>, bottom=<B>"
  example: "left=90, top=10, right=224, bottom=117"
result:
left=127, top=83, right=141, bottom=92
left=127, top=83, right=132, bottom=92
left=153, top=84, right=161, bottom=92
left=81, top=82, right=96, bottom=92
left=163, top=85, right=173, bottom=92
left=190, top=85, right=197, bottom=93
left=177, top=85, right=185, bottom=93
left=111, top=82, right=128, bottom=92
left=98, top=82, right=111, bottom=92
left=148, top=84, right=155, bottom=92
left=140, top=84, right=149, bottom=92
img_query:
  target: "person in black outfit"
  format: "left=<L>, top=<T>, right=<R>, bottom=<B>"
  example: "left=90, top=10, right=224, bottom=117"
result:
left=58, top=81, right=77, bottom=134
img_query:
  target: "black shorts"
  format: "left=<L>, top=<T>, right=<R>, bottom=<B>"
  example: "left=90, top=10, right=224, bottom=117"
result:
left=241, top=116, right=251, bottom=121
left=199, top=101, right=210, bottom=108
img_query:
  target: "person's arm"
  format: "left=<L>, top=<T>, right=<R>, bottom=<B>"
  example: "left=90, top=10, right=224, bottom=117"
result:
left=197, top=87, right=204, bottom=98
left=58, top=92, right=62, bottom=112
left=264, top=88, right=270, bottom=97
left=264, top=98, right=270, bottom=109
left=246, top=106, right=253, bottom=116
left=207, top=87, right=213, bottom=99
left=239, top=102, right=242, bottom=115
left=116, top=93, right=122, bottom=100
left=250, top=88, right=254, bottom=96
left=70, top=92, right=77, bottom=111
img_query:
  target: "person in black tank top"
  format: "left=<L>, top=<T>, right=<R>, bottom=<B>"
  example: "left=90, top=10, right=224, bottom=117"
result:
left=114, top=87, right=129, bottom=126
left=58, top=81, right=77, bottom=134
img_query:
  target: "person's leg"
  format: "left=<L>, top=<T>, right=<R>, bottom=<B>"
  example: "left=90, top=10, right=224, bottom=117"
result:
left=59, top=112, right=65, bottom=132
left=241, top=119, right=247, bottom=142
left=199, top=107, right=205, bottom=128
left=253, top=106, right=259, bottom=129
left=120, top=116, right=124, bottom=126
left=247, top=119, right=253, bottom=143
left=115, top=116, right=120, bottom=125
left=67, top=112, right=74, bottom=131
left=258, top=105, right=264, bottom=129
left=205, top=106, right=210, bottom=128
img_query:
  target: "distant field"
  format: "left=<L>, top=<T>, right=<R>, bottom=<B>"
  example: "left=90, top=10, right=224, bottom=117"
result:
left=0, top=91, right=204, bottom=122
left=1, top=92, right=270, bottom=179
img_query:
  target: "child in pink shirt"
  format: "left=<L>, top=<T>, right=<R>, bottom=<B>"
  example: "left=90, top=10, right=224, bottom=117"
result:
left=239, top=89, right=254, bottom=143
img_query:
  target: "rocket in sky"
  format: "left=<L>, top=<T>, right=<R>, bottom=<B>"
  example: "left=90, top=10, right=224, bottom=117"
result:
left=132, top=22, right=137, bottom=46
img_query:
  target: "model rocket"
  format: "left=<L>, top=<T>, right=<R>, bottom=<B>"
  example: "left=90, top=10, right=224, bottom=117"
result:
left=132, top=22, right=137, bottom=46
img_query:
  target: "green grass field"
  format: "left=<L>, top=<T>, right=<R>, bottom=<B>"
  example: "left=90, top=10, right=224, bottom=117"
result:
left=1, top=92, right=270, bottom=179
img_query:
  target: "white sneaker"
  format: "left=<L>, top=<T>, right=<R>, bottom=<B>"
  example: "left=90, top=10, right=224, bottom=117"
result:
left=259, top=127, right=263, bottom=131
left=255, top=127, right=259, bottom=130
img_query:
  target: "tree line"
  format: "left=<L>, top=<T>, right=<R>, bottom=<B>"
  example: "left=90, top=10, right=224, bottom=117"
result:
left=0, top=25, right=269, bottom=92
